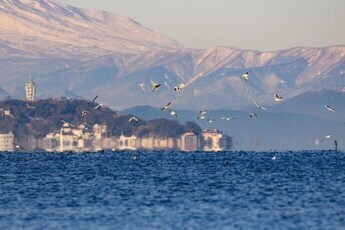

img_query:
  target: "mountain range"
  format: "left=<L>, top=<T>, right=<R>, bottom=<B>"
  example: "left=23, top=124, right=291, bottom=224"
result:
left=0, top=0, right=344, bottom=150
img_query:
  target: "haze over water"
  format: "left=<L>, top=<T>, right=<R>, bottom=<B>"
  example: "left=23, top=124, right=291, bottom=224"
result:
left=0, top=151, right=344, bottom=229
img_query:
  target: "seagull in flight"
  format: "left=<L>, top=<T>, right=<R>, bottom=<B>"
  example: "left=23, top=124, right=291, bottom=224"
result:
left=91, top=94, right=98, bottom=103
left=242, top=72, right=249, bottom=82
left=161, top=101, right=172, bottom=111
left=14, top=142, right=25, bottom=150
left=26, top=103, right=36, bottom=109
left=152, top=82, right=162, bottom=92
left=274, top=93, right=282, bottom=102
left=321, top=134, right=331, bottom=142
left=250, top=113, right=258, bottom=118
left=197, top=110, right=208, bottom=120
left=63, top=96, right=73, bottom=101
left=129, top=116, right=139, bottom=123
left=253, top=99, right=267, bottom=110
left=174, top=83, right=186, bottom=92
left=221, top=116, right=236, bottom=121
left=139, top=83, right=146, bottom=92
left=324, top=104, right=335, bottom=112
left=61, top=120, right=75, bottom=127
left=81, top=110, right=90, bottom=118
left=169, top=109, right=178, bottom=117
left=94, top=103, right=102, bottom=110
left=207, top=118, right=215, bottom=123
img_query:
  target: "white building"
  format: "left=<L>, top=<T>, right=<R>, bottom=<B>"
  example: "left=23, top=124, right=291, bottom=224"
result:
left=25, top=77, right=36, bottom=102
left=0, top=133, right=14, bottom=152
left=201, top=130, right=231, bottom=152
left=180, top=132, right=199, bottom=151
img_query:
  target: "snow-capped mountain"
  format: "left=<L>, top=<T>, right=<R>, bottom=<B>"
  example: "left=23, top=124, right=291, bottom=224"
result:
left=0, top=0, right=344, bottom=112
left=0, top=0, right=183, bottom=58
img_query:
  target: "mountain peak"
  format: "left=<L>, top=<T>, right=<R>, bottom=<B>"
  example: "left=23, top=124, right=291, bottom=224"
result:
left=0, top=0, right=183, bottom=57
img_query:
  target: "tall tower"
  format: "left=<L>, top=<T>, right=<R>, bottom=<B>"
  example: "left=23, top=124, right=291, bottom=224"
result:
left=25, top=77, right=36, bottom=102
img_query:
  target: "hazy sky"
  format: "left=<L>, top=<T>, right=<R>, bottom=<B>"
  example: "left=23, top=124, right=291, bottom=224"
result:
left=61, top=0, right=345, bottom=51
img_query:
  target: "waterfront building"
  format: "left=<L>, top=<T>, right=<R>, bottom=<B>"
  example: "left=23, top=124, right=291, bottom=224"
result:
left=201, top=130, right=231, bottom=151
left=0, top=133, right=14, bottom=152
left=180, top=132, right=199, bottom=151
left=117, top=133, right=137, bottom=150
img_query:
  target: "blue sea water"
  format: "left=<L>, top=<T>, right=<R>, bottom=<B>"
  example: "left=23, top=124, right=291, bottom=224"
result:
left=0, top=151, right=344, bottom=229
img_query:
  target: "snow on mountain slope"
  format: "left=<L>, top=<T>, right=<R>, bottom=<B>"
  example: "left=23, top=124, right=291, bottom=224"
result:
left=0, top=0, right=344, bottom=111
left=0, top=0, right=183, bottom=58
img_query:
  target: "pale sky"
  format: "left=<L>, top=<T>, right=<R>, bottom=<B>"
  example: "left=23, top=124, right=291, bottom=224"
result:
left=60, top=0, right=345, bottom=51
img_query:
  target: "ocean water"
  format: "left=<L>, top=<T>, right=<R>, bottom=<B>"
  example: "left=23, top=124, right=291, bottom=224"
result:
left=0, top=151, right=344, bottom=230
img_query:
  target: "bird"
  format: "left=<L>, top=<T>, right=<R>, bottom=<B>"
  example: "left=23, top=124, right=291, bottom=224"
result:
left=129, top=116, right=139, bottom=123
left=242, top=72, right=249, bottom=82
left=169, top=109, right=178, bottom=117
left=152, top=83, right=161, bottom=92
left=81, top=110, right=90, bottom=118
left=63, top=96, right=73, bottom=101
left=132, top=155, right=137, bottom=161
left=324, top=104, right=335, bottom=112
left=250, top=113, right=258, bottom=118
left=274, top=93, right=282, bottom=101
left=94, top=103, right=102, bottom=110
left=90, top=94, right=98, bottom=104
left=61, top=120, right=75, bottom=127
left=207, top=118, right=215, bottom=123
left=321, top=134, right=331, bottom=142
left=220, top=116, right=236, bottom=121
left=161, top=101, right=172, bottom=111
left=253, top=99, right=267, bottom=110
left=139, top=83, right=146, bottom=92
left=272, top=155, right=276, bottom=160
left=26, top=103, right=36, bottom=109
left=164, top=81, right=171, bottom=89
left=197, top=110, right=208, bottom=120
left=174, top=83, right=186, bottom=92
left=14, top=143, right=24, bottom=150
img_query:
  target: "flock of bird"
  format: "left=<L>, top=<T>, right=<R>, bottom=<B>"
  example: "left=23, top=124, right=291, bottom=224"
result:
left=12, top=70, right=338, bottom=152
left=128, top=71, right=339, bottom=152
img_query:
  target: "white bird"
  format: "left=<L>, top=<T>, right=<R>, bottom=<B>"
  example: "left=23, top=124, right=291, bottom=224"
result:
left=242, top=72, right=249, bottom=82
left=321, top=134, right=331, bottom=142
left=161, top=101, right=172, bottom=111
left=207, top=118, right=215, bottom=123
left=129, top=116, right=139, bottom=123
left=169, top=109, right=178, bottom=117
left=324, top=104, right=335, bottom=112
left=197, top=110, right=208, bottom=119
left=94, top=103, right=102, bottom=110
left=81, top=110, right=90, bottom=118
left=274, top=93, right=282, bottom=101
left=15, top=144, right=24, bottom=150
left=164, top=81, right=171, bottom=89
left=272, top=155, right=276, bottom=160
left=139, top=83, right=146, bottom=92
left=61, top=120, right=75, bottom=127
left=253, top=99, right=267, bottom=110
left=174, top=83, right=186, bottom=92
left=63, top=96, right=73, bottom=101
left=26, top=103, right=36, bottom=109
left=250, top=113, right=258, bottom=118
left=220, top=116, right=236, bottom=121
left=152, top=83, right=161, bottom=92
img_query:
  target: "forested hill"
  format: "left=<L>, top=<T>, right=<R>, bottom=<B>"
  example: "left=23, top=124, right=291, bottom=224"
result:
left=0, top=99, right=201, bottom=142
